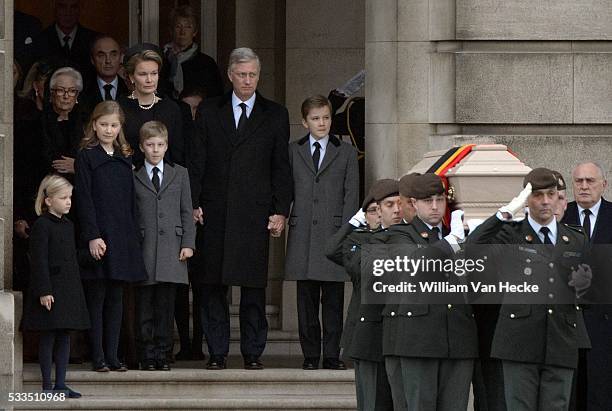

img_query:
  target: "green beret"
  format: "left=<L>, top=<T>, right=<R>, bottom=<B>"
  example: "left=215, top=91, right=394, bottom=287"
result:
left=411, top=173, right=445, bottom=199
left=369, top=179, right=399, bottom=203
left=398, top=172, right=421, bottom=197
left=551, top=170, right=567, bottom=191
left=523, top=167, right=558, bottom=190
left=361, top=193, right=376, bottom=211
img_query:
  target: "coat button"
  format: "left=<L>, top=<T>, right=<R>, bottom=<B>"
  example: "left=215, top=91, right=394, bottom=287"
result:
left=510, top=313, right=516, bottom=318
left=313, top=220, right=318, bottom=225
left=360, top=317, right=365, bottom=322
left=159, top=230, right=165, bottom=235
left=407, top=312, right=412, bottom=316
left=548, top=293, right=554, bottom=299
left=548, top=277, right=554, bottom=283
left=573, top=323, right=577, bottom=328
left=159, top=213, right=165, bottom=218
left=549, top=262, right=554, bottom=269
left=526, top=258, right=531, bottom=263
left=390, top=312, right=395, bottom=316
left=447, top=304, right=452, bottom=309
left=315, top=177, right=320, bottom=183
left=576, top=305, right=580, bottom=311
left=157, top=196, right=162, bottom=200
left=548, top=309, right=553, bottom=314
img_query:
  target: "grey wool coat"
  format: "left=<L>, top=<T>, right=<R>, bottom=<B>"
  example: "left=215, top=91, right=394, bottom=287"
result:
left=284, top=134, right=359, bottom=282
left=134, top=162, right=196, bottom=285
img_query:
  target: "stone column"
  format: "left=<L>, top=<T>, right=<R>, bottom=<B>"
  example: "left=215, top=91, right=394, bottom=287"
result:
left=1, top=0, right=21, bottom=407
left=366, top=0, right=612, bottom=197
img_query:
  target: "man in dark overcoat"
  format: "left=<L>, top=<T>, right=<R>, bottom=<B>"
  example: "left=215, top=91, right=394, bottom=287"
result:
left=561, top=161, right=612, bottom=410
left=189, top=47, right=292, bottom=370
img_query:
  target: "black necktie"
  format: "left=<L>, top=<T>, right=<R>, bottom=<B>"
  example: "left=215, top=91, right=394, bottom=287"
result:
left=103, top=84, right=114, bottom=101
left=431, top=226, right=441, bottom=242
left=63, top=35, right=71, bottom=55
left=237, top=103, right=248, bottom=136
left=540, top=227, right=553, bottom=244
left=152, top=167, right=160, bottom=192
left=582, top=209, right=592, bottom=240
left=312, top=141, right=321, bottom=172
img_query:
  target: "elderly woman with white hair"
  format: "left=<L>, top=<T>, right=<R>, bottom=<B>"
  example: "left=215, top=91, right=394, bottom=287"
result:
left=41, top=66, right=87, bottom=176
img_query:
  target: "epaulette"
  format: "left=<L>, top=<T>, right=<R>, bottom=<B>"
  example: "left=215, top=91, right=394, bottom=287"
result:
left=353, top=226, right=373, bottom=233
left=563, top=224, right=584, bottom=233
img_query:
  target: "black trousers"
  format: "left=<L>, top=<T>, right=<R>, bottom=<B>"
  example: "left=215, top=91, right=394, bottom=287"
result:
left=174, top=282, right=203, bottom=353
left=135, top=283, right=177, bottom=363
left=197, top=284, right=267, bottom=360
left=297, top=280, right=344, bottom=360
left=82, top=279, right=123, bottom=366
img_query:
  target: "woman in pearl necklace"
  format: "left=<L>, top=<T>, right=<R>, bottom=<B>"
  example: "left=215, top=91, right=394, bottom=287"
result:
left=118, top=48, right=185, bottom=168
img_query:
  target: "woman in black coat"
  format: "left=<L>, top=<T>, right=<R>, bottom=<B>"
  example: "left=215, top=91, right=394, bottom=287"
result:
left=163, top=5, right=224, bottom=99
left=22, top=175, right=89, bottom=397
left=118, top=49, right=184, bottom=167
left=41, top=66, right=88, bottom=178
left=74, top=101, right=147, bottom=372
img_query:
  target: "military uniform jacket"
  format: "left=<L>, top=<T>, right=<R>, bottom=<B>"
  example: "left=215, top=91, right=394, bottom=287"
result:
left=374, top=218, right=479, bottom=359
left=467, top=215, right=591, bottom=369
left=326, top=222, right=383, bottom=362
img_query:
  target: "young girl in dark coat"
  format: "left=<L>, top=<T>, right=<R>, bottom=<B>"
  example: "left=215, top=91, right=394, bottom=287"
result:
left=22, top=174, right=90, bottom=397
left=74, top=101, right=148, bottom=372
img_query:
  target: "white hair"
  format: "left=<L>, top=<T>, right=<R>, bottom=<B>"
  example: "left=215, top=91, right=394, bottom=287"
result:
left=574, top=161, right=607, bottom=181
left=227, top=47, right=260, bottom=74
left=49, top=66, right=84, bottom=92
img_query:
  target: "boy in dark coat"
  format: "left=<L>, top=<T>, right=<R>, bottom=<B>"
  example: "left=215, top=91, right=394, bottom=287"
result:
left=133, top=121, right=196, bottom=371
left=285, top=95, right=359, bottom=370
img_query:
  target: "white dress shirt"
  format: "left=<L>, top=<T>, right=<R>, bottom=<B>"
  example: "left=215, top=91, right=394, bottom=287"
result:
left=145, top=160, right=164, bottom=187
left=97, top=76, right=119, bottom=100
left=232, top=92, right=256, bottom=128
left=527, top=214, right=557, bottom=245
left=309, top=135, right=329, bottom=169
left=577, top=198, right=601, bottom=238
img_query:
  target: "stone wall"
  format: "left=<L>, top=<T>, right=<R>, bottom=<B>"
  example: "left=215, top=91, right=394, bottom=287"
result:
left=366, top=0, right=612, bottom=195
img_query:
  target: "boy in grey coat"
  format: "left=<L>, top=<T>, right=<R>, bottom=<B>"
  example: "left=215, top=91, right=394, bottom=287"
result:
left=133, top=121, right=196, bottom=371
left=285, top=95, right=359, bottom=370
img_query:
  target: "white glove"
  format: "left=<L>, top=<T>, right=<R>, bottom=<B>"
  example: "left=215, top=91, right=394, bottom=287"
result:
left=349, top=209, right=367, bottom=227
left=466, top=218, right=484, bottom=233
left=499, top=183, right=532, bottom=219
left=446, top=210, right=465, bottom=242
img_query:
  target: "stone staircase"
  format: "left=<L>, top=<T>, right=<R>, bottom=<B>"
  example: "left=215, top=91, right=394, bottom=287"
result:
left=18, top=358, right=357, bottom=410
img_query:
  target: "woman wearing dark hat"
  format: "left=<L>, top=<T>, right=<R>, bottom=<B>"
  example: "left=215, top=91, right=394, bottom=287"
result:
left=118, top=48, right=184, bottom=166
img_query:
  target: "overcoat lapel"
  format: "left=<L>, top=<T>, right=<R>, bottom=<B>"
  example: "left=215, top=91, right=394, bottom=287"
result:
left=134, top=166, right=156, bottom=193
left=158, top=164, right=176, bottom=193
left=297, top=137, right=316, bottom=174
left=317, top=139, right=339, bottom=175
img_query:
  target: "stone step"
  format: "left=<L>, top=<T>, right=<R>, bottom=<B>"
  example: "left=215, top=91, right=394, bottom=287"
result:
left=22, top=363, right=356, bottom=398
left=14, top=394, right=357, bottom=410
left=177, top=329, right=303, bottom=357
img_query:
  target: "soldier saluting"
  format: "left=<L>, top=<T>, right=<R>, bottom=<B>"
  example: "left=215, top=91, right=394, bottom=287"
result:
left=467, top=168, right=592, bottom=411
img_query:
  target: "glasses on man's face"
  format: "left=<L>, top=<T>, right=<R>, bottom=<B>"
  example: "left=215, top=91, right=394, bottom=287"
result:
left=52, top=88, right=79, bottom=97
left=366, top=207, right=378, bottom=214
left=232, top=71, right=258, bottom=80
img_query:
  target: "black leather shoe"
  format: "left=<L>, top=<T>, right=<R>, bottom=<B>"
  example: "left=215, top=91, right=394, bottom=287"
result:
left=156, top=360, right=171, bottom=371
left=244, top=359, right=264, bottom=370
left=322, top=358, right=346, bottom=370
left=302, top=358, right=319, bottom=370
left=141, top=360, right=156, bottom=371
left=206, top=356, right=226, bottom=370
left=109, top=362, right=128, bottom=372
left=92, top=362, right=109, bottom=372
left=53, top=385, right=82, bottom=399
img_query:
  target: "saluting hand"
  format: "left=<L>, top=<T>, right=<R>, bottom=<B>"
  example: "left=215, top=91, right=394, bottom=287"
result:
left=40, top=295, right=54, bottom=311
